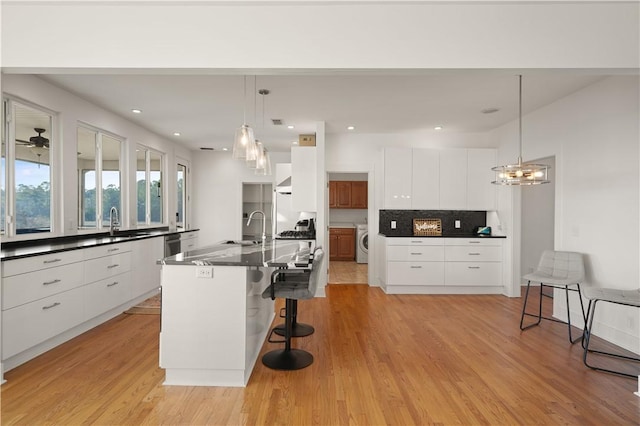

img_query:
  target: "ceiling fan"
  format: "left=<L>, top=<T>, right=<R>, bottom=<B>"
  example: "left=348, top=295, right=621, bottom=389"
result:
left=16, top=128, right=50, bottom=150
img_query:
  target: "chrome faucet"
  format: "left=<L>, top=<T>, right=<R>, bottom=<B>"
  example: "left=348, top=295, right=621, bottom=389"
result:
left=109, top=206, right=120, bottom=237
left=247, top=210, right=266, bottom=242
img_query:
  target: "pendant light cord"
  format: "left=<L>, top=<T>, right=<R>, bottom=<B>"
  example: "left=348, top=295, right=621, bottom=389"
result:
left=518, top=74, right=523, bottom=166
left=243, top=75, right=247, bottom=124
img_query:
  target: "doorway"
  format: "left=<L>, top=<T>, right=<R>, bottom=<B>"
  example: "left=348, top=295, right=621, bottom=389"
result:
left=327, top=172, right=369, bottom=284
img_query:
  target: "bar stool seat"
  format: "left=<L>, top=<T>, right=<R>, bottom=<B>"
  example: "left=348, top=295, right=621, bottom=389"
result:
left=261, top=248, right=324, bottom=371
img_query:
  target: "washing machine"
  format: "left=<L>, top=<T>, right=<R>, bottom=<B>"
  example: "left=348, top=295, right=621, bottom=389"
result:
left=356, top=224, right=368, bottom=264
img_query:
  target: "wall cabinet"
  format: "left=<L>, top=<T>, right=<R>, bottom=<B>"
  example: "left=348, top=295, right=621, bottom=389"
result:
left=329, top=181, right=367, bottom=209
left=329, top=228, right=355, bottom=261
left=381, top=237, right=503, bottom=294
left=291, top=146, right=317, bottom=212
left=383, top=148, right=497, bottom=210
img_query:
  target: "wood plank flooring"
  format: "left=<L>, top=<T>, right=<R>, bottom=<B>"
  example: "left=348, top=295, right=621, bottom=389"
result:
left=328, top=261, right=368, bottom=284
left=2, top=285, right=639, bottom=425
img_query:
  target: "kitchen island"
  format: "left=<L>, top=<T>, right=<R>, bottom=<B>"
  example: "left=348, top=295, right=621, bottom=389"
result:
left=159, top=239, right=314, bottom=387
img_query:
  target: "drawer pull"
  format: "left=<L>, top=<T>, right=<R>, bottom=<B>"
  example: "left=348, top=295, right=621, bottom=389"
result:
left=42, top=302, right=61, bottom=310
left=468, top=253, right=481, bottom=256
left=107, top=264, right=120, bottom=269
left=107, top=248, right=120, bottom=252
left=107, top=281, right=119, bottom=287
left=43, top=258, right=62, bottom=264
left=468, top=266, right=481, bottom=269
left=43, top=279, right=61, bottom=286
left=469, top=241, right=480, bottom=244
left=410, top=252, right=422, bottom=255
left=410, top=265, right=422, bottom=269
left=410, top=241, right=423, bottom=244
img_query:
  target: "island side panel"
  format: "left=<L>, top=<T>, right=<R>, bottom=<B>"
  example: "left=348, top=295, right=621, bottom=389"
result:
left=244, top=267, right=275, bottom=378
left=160, top=264, right=270, bottom=386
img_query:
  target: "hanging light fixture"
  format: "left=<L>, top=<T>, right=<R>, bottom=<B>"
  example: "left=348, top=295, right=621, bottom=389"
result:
left=232, top=76, right=257, bottom=161
left=254, top=88, right=272, bottom=175
left=491, top=75, right=550, bottom=185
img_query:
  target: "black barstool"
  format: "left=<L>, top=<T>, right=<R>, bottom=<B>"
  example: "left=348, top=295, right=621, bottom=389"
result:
left=261, top=248, right=324, bottom=370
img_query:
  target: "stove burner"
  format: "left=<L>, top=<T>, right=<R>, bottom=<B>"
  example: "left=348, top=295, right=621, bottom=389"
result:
left=277, top=230, right=316, bottom=240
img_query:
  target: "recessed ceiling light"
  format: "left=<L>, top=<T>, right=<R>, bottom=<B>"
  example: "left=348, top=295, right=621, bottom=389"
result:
left=131, top=109, right=142, bottom=114
left=222, top=147, right=229, bottom=151
left=434, top=126, right=443, bottom=131
left=347, top=126, right=355, bottom=130
left=292, top=140, right=299, bottom=145
left=173, top=132, right=181, bottom=136
left=287, top=125, right=294, bottom=129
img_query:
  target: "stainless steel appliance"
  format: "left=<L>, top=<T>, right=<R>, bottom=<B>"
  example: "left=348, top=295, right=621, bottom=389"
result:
left=276, top=230, right=316, bottom=240
left=294, top=218, right=315, bottom=232
left=164, top=233, right=181, bottom=257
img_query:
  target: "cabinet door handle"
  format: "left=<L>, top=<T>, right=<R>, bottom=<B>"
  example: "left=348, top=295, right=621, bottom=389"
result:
left=108, top=248, right=120, bottom=252
left=410, top=265, right=422, bottom=269
left=43, top=258, right=62, bottom=264
left=468, top=253, right=481, bottom=256
left=42, top=302, right=61, bottom=310
left=107, top=264, right=119, bottom=269
left=468, top=266, right=480, bottom=269
left=43, top=279, right=61, bottom=286
left=107, top=281, right=119, bottom=287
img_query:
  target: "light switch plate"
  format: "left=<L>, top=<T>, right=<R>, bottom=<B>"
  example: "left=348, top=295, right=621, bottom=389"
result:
left=455, top=220, right=461, bottom=229
left=391, top=220, right=397, bottom=229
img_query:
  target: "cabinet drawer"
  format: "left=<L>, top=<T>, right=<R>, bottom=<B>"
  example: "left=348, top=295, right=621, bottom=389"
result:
left=445, top=246, right=502, bottom=262
left=84, top=272, right=132, bottom=319
left=2, top=287, right=85, bottom=359
left=2, top=262, right=84, bottom=310
left=84, top=252, right=132, bottom=283
left=83, top=242, right=132, bottom=261
left=386, top=237, right=444, bottom=246
left=445, top=262, right=502, bottom=286
left=330, top=228, right=355, bottom=235
left=2, top=250, right=84, bottom=278
left=387, top=261, right=444, bottom=286
left=444, top=238, right=502, bottom=247
left=387, top=245, right=444, bottom=262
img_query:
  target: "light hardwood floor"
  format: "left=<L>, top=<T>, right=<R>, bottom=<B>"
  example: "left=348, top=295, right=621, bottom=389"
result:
left=328, top=261, right=368, bottom=284
left=1, top=285, right=639, bottom=425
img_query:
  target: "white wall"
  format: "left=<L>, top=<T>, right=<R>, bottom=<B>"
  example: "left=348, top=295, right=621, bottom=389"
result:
left=2, top=2, right=637, bottom=70
left=493, top=76, right=639, bottom=353
left=191, top=151, right=291, bottom=246
left=1, top=74, right=192, bottom=237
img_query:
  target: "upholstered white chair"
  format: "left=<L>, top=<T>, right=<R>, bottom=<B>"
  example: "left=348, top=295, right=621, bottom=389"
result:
left=582, top=287, right=640, bottom=378
left=520, top=250, right=586, bottom=343
left=261, top=247, right=324, bottom=370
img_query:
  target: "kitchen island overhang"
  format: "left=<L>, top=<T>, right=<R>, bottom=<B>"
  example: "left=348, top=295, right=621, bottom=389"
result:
left=158, top=240, right=314, bottom=387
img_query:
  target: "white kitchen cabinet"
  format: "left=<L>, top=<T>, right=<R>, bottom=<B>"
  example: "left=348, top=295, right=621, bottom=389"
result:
left=291, top=146, right=317, bottom=212
left=467, top=149, right=497, bottom=210
left=439, top=149, right=468, bottom=209
left=383, top=147, right=412, bottom=208
left=381, top=237, right=503, bottom=294
left=84, top=272, right=132, bottom=319
left=411, top=149, right=439, bottom=209
left=180, top=231, right=199, bottom=251
left=131, top=236, right=164, bottom=298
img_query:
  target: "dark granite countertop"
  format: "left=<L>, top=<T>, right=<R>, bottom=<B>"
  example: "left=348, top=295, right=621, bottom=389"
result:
left=378, top=233, right=506, bottom=238
left=1, top=228, right=199, bottom=261
left=161, top=240, right=315, bottom=268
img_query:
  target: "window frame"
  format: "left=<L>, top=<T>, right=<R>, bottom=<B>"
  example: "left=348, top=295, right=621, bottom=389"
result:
left=136, top=144, right=165, bottom=227
left=2, top=96, right=58, bottom=240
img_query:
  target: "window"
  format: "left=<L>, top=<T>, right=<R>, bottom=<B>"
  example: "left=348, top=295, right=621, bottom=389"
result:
left=2, top=98, right=55, bottom=236
left=136, top=145, right=164, bottom=226
left=77, top=125, right=123, bottom=230
left=176, top=162, right=187, bottom=229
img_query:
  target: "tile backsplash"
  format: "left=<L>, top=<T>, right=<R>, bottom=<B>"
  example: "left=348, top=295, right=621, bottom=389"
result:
left=379, top=210, right=486, bottom=237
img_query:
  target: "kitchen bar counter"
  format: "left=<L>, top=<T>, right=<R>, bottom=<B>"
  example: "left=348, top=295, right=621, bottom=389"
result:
left=159, top=239, right=315, bottom=387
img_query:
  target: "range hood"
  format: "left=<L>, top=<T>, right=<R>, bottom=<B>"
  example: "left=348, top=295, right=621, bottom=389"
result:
left=276, top=176, right=292, bottom=194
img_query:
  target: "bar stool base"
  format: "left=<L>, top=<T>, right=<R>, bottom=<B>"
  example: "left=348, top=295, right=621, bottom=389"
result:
left=262, top=349, right=313, bottom=370
left=273, top=322, right=314, bottom=337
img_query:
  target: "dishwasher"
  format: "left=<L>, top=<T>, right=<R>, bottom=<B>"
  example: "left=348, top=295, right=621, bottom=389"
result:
left=164, top=233, right=181, bottom=257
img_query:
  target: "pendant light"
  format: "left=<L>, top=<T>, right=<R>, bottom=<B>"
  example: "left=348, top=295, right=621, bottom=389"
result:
left=491, top=75, right=550, bottom=185
left=232, top=76, right=257, bottom=161
left=254, top=88, right=272, bottom=175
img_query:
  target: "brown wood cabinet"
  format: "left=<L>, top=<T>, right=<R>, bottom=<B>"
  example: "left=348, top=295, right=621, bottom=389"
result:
left=329, top=228, right=356, bottom=261
left=329, top=181, right=367, bottom=209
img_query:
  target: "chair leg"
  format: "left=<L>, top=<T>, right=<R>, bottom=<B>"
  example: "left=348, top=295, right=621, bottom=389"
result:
left=274, top=300, right=315, bottom=337
left=262, top=298, right=313, bottom=371
left=583, top=299, right=640, bottom=378
left=564, top=284, right=586, bottom=344
left=520, top=280, right=543, bottom=330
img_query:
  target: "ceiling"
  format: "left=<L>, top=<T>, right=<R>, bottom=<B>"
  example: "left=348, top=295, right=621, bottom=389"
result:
left=39, top=72, right=605, bottom=153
